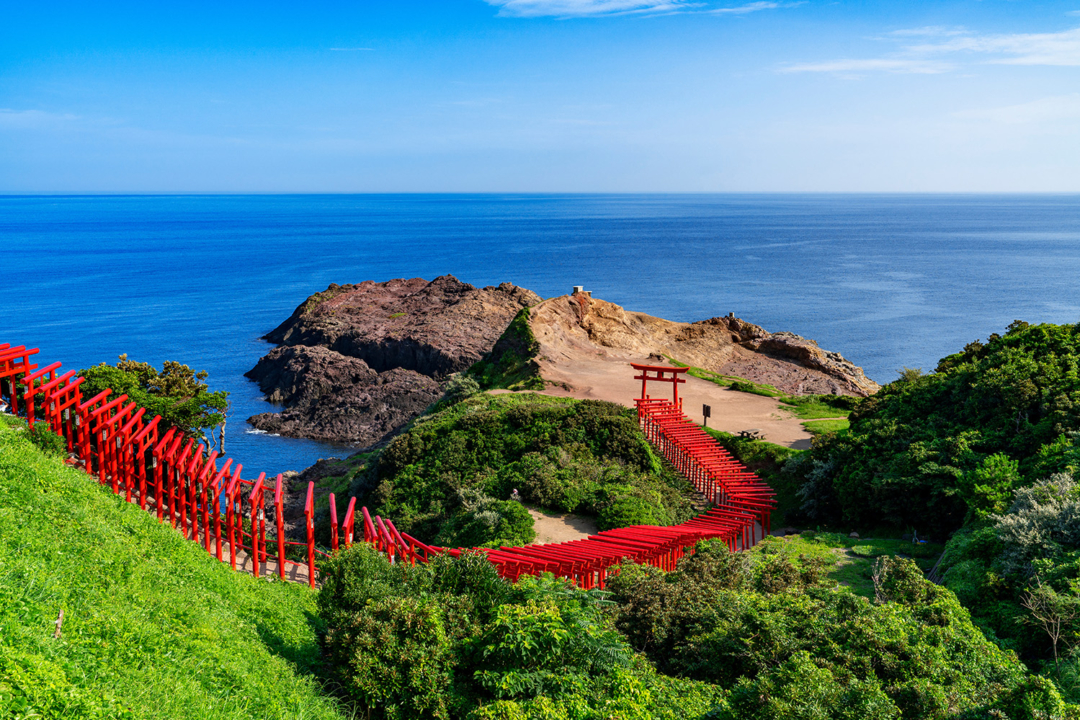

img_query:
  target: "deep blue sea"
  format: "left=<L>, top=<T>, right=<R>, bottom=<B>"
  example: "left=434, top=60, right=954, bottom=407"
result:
left=3, top=194, right=1079, bottom=475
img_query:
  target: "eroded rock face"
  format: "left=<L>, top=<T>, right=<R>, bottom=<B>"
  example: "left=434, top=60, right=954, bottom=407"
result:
left=246, top=276, right=540, bottom=445
left=530, top=294, right=879, bottom=397
left=265, top=275, right=541, bottom=378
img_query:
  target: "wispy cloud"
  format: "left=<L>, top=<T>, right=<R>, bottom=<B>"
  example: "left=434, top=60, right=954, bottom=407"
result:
left=0, top=109, right=80, bottom=128
left=781, top=58, right=952, bottom=75
left=886, top=26, right=969, bottom=38
left=784, top=25, right=1080, bottom=75
left=912, top=27, right=1080, bottom=66
left=952, top=93, right=1080, bottom=125
left=483, top=0, right=792, bottom=18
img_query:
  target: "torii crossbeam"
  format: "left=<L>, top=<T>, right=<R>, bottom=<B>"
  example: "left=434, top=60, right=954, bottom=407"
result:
left=630, top=363, right=688, bottom=407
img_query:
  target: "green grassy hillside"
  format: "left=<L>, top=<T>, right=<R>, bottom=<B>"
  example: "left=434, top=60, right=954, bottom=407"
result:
left=0, top=417, right=346, bottom=720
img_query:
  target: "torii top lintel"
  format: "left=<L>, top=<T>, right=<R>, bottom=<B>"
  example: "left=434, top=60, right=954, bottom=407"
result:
left=630, top=363, right=689, bottom=404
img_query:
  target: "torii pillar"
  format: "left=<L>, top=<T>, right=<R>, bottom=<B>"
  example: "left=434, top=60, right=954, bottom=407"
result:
left=630, top=363, right=689, bottom=407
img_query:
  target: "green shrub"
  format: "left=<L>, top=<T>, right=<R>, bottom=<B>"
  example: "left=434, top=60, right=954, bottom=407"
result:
left=434, top=489, right=536, bottom=548
left=607, top=541, right=1053, bottom=718
left=317, top=544, right=715, bottom=719
left=328, top=594, right=463, bottom=720
left=26, top=423, right=65, bottom=456
left=596, top=491, right=667, bottom=530
left=792, top=321, right=1080, bottom=534
left=77, top=355, right=228, bottom=442
left=372, top=394, right=692, bottom=543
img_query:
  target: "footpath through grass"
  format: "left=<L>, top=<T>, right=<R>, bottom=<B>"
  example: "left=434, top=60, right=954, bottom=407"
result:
left=0, top=417, right=347, bottom=720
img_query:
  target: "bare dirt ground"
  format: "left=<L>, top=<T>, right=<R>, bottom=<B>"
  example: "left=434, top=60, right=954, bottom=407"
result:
left=540, top=364, right=812, bottom=449
left=493, top=363, right=813, bottom=449
left=526, top=506, right=599, bottom=544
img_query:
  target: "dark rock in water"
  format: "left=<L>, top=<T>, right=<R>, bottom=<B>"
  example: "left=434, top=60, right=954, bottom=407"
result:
left=248, top=345, right=377, bottom=406
left=247, top=346, right=442, bottom=446
left=247, top=275, right=540, bottom=445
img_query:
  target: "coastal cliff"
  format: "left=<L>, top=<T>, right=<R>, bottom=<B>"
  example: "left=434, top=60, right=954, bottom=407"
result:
left=483, top=292, right=879, bottom=397
left=246, top=275, right=540, bottom=445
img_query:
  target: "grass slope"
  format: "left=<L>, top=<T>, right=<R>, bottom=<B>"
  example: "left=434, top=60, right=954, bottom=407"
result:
left=0, top=418, right=346, bottom=720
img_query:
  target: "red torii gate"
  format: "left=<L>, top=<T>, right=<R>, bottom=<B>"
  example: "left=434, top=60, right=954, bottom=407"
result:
left=630, top=363, right=688, bottom=408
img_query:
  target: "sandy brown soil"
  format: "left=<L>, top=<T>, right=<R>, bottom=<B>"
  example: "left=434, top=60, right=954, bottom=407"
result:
left=494, top=362, right=814, bottom=449
left=529, top=293, right=877, bottom=398
left=526, top=507, right=598, bottom=545
left=493, top=292, right=880, bottom=449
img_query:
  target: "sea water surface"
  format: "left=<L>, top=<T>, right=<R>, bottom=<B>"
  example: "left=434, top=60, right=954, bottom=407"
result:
left=2, top=194, right=1079, bottom=475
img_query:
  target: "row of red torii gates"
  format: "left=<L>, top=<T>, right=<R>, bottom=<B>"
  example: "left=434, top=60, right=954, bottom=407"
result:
left=1, top=343, right=773, bottom=589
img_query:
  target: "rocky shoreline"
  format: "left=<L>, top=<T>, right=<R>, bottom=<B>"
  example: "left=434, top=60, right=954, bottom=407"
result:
left=246, top=277, right=879, bottom=448
left=245, top=275, right=539, bottom=446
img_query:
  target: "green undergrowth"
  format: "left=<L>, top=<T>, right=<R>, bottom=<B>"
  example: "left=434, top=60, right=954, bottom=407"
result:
left=370, top=393, right=695, bottom=546
left=753, top=532, right=944, bottom=599
left=0, top=418, right=346, bottom=720
left=469, top=308, right=545, bottom=391
left=665, top=358, right=783, bottom=397
left=802, top=418, right=851, bottom=436
left=665, top=357, right=858, bottom=418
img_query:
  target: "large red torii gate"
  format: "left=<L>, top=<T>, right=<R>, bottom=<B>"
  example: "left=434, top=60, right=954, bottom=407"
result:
left=630, top=363, right=688, bottom=408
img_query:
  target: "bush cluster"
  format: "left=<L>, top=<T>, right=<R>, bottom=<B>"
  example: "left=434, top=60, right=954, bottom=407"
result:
left=317, top=545, right=720, bottom=719
left=607, top=541, right=1073, bottom=719
left=939, top=474, right=1080, bottom=691
left=791, top=321, right=1080, bottom=534
left=370, top=393, right=693, bottom=544
left=77, top=355, right=228, bottom=442
left=318, top=539, right=1072, bottom=719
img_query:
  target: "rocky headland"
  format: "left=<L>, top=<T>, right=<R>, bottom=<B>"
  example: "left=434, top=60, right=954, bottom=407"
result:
left=246, top=275, right=541, bottom=445
left=523, top=293, right=879, bottom=397
left=247, top=278, right=878, bottom=448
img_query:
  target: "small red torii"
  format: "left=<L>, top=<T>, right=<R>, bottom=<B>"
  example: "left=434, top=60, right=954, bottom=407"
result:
left=630, top=363, right=688, bottom=407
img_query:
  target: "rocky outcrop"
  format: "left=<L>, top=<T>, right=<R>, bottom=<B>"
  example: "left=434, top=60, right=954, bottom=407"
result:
left=246, top=276, right=540, bottom=445
left=246, top=346, right=442, bottom=445
left=528, top=294, right=878, bottom=397
left=264, top=275, right=541, bottom=378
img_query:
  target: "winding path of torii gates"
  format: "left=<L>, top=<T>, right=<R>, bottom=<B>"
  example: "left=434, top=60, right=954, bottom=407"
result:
left=1, top=343, right=774, bottom=589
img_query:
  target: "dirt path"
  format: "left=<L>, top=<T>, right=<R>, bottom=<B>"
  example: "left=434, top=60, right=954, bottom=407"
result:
left=527, top=507, right=598, bottom=544
left=494, top=360, right=813, bottom=449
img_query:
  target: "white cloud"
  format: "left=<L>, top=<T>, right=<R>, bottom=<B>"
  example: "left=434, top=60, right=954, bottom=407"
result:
left=708, top=2, right=780, bottom=15
left=785, top=24, right=1080, bottom=75
left=886, top=26, right=969, bottom=38
left=484, top=0, right=694, bottom=17
left=0, top=109, right=80, bottom=128
left=952, top=93, right=1080, bottom=125
left=482, top=0, right=792, bottom=18
left=780, top=58, right=953, bottom=74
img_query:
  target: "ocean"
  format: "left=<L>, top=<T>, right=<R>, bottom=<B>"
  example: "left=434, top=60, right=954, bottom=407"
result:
left=3, top=193, right=1079, bottom=475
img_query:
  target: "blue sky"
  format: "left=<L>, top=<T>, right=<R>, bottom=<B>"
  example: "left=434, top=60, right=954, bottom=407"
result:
left=2, top=1, right=1079, bottom=192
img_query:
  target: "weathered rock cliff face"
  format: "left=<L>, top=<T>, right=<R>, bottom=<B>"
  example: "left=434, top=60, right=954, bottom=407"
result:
left=247, top=276, right=541, bottom=445
left=526, top=293, right=879, bottom=397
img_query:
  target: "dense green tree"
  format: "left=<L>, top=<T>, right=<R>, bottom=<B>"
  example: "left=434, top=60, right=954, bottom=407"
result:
left=792, top=321, right=1080, bottom=534
left=77, top=355, right=228, bottom=444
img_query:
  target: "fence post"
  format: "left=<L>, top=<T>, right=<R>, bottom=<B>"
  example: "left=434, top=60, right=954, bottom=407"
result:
left=225, top=466, right=241, bottom=571
left=249, top=473, right=266, bottom=579
left=329, top=493, right=339, bottom=552
left=343, top=497, right=356, bottom=548
left=305, top=481, right=315, bottom=588
left=274, top=475, right=285, bottom=580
